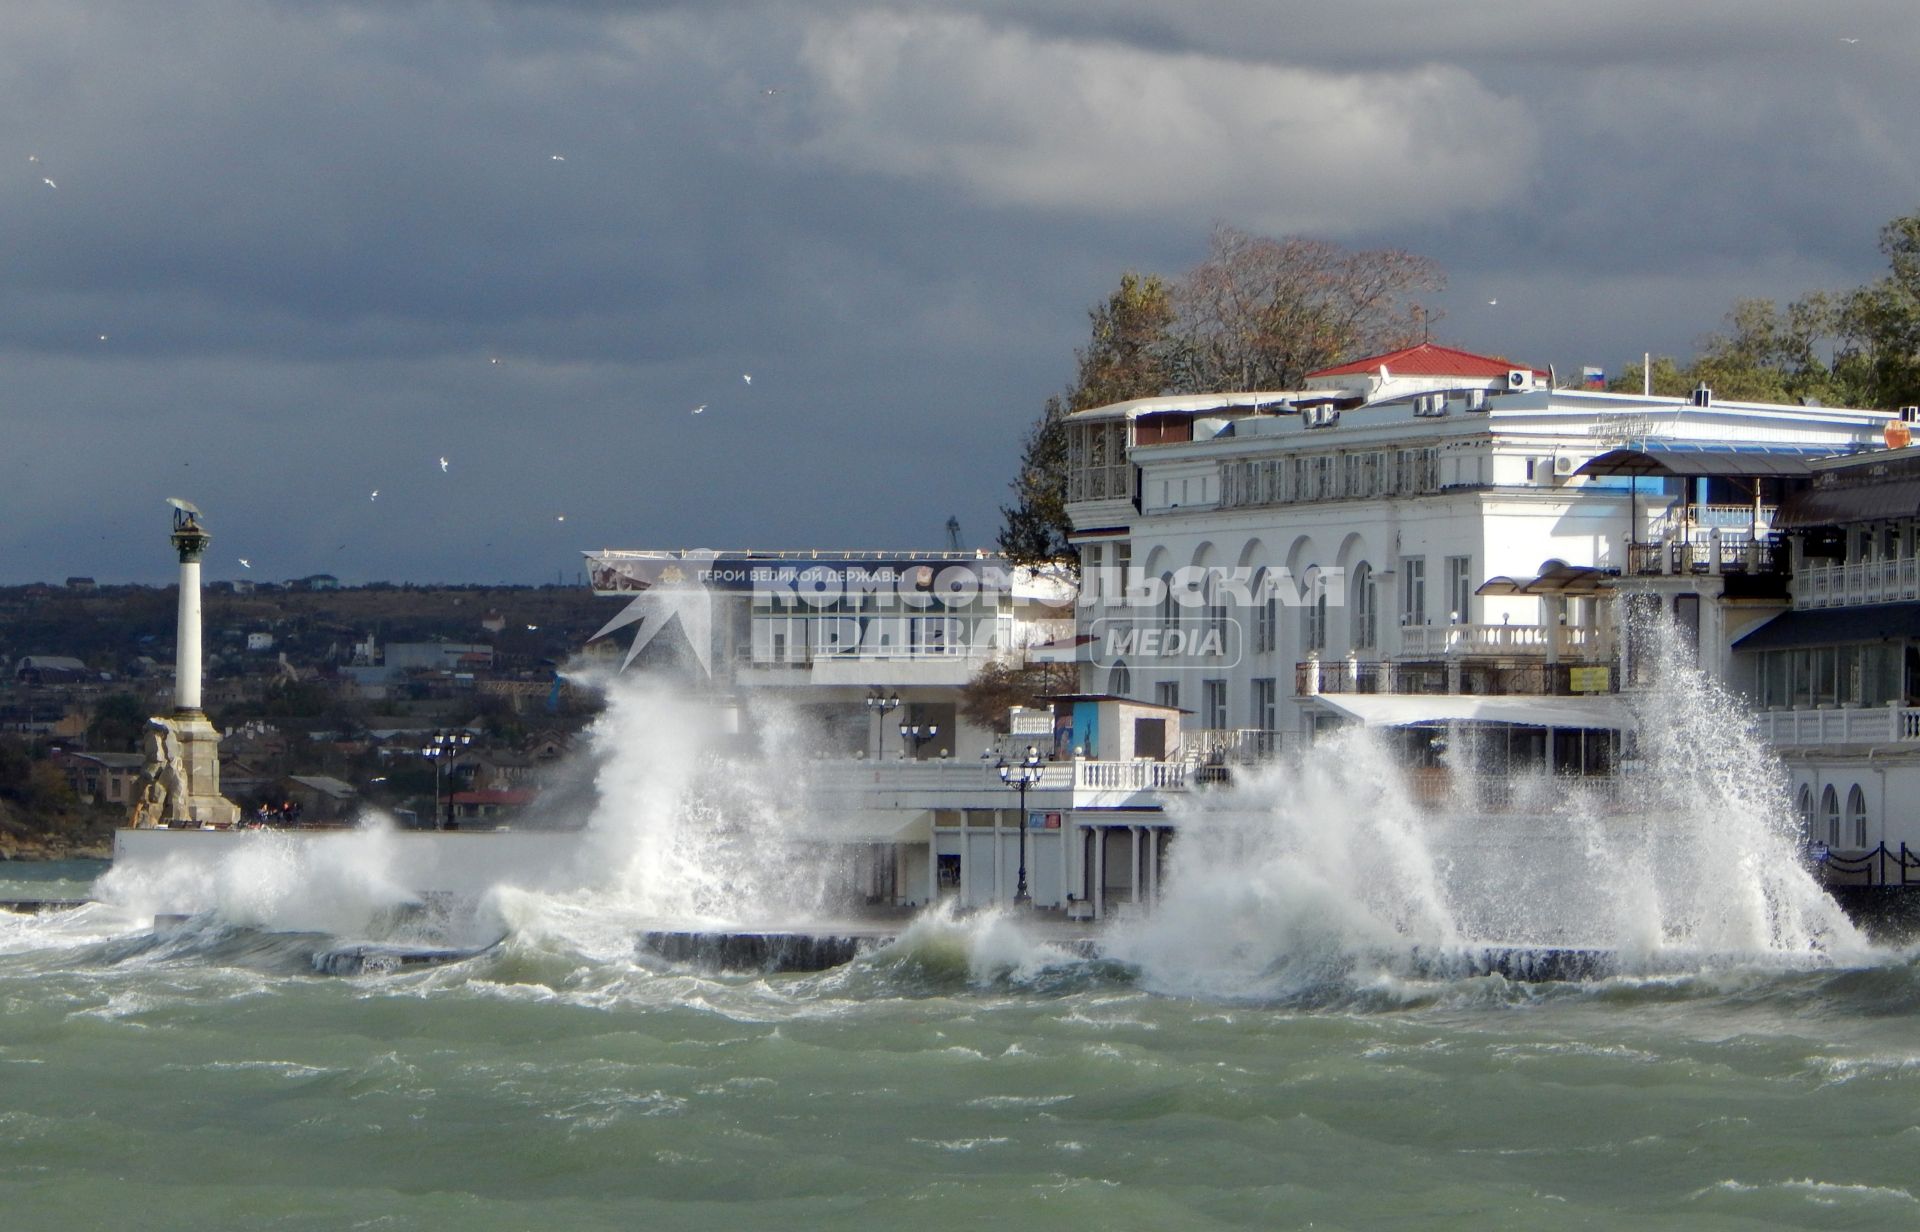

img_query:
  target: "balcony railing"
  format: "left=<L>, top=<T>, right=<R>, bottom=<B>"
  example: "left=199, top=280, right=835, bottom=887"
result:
left=1179, top=728, right=1286, bottom=765
left=1627, top=535, right=1780, bottom=576
left=1299, top=659, right=1617, bottom=697
left=1795, top=557, right=1920, bottom=610
left=1646, top=503, right=1776, bottom=537
left=1077, top=759, right=1188, bottom=791
left=1396, top=624, right=1610, bottom=659
left=1755, top=705, right=1920, bottom=746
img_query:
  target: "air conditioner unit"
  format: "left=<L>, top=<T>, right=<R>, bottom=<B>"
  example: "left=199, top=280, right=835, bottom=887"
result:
left=1554, top=454, right=1576, bottom=476
left=1691, top=383, right=1713, bottom=408
left=1414, top=393, right=1448, bottom=418
left=1304, top=405, right=1340, bottom=429
left=1506, top=369, right=1530, bottom=391
left=1902, top=406, right=1920, bottom=423
left=1465, top=388, right=1489, bottom=412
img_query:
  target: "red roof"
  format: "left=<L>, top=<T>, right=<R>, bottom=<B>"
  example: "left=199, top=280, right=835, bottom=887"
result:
left=1307, top=342, right=1544, bottom=380
left=451, top=789, right=535, bottom=806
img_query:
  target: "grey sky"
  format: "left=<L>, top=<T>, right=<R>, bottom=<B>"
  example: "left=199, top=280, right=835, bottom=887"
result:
left=4, top=0, right=1916, bottom=585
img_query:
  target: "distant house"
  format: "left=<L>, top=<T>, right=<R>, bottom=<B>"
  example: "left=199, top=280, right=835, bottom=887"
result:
left=14, top=656, right=91, bottom=684
left=292, top=574, right=340, bottom=591
left=54, top=750, right=147, bottom=807
left=480, top=610, right=507, bottom=634
left=450, top=788, right=534, bottom=827
left=279, top=775, right=360, bottom=822
left=65, top=576, right=96, bottom=591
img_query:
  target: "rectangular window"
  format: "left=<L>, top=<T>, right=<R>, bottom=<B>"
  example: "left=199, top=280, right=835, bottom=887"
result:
left=1251, top=677, right=1276, bottom=732
left=1202, top=679, right=1227, bottom=731
left=1446, top=556, right=1473, bottom=625
left=1155, top=680, right=1179, bottom=711
left=1401, top=557, right=1427, bottom=626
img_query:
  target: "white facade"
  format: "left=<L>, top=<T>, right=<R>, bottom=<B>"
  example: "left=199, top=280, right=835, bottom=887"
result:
left=1067, top=379, right=1888, bottom=751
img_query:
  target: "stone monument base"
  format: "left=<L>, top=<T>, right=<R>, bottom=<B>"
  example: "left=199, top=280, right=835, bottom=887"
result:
left=129, top=712, right=240, bottom=828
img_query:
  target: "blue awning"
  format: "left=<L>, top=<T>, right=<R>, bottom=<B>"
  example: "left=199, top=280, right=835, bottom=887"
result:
left=1574, top=444, right=1838, bottom=479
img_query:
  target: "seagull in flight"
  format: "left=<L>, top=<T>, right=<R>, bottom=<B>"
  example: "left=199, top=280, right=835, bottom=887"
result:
left=550, top=154, right=566, bottom=161
left=370, top=489, right=379, bottom=501
left=439, top=456, right=449, bottom=472
left=742, top=373, right=752, bottom=385
left=1841, top=36, right=1860, bottom=43
left=238, top=558, right=251, bottom=568
left=41, top=177, right=55, bottom=189
left=692, top=404, right=707, bottom=415
left=1487, top=298, right=1498, bottom=306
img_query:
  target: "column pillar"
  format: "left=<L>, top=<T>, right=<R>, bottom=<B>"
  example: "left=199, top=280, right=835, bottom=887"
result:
left=1128, top=825, right=1142, bottom=908
left=171, top=506, right=210, bottom=714
left=1145, top=827, right=1160, bottom=905
left=1093, top=826, right=1106, bottom=920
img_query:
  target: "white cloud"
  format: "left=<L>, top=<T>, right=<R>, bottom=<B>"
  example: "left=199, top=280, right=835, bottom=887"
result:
left=796, top=11, right=1537, bottom=234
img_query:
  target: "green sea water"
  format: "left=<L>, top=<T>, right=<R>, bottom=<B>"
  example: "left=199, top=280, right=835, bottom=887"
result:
left=4, top=870, right=1919, bottom=1232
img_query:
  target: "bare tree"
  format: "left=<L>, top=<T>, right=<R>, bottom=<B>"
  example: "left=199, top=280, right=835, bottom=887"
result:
left=1169, top=225, right=1445, bottom=392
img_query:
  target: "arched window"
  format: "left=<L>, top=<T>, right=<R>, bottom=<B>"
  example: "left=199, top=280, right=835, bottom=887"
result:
left=1847, top=784, right=1868, bottom=849
left=1109, top=661, right=1131, bottom=698
left=1352, top=562, right=1376, bottom=651
left=1160, top=572, right=1177, bottom=630
left=1797, top=784, right=1813, bottom=838
left=1205, top=570, right=1228, bottom=648
left=1821, top=785, right=1841, bottom=848
left=1302, top=566, right=1327, bottom=654
left=1251, top=567, right=1275, bottom=653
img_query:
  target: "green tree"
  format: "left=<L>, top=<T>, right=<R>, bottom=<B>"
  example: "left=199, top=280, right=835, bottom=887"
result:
left=999, top=273, right=1177, bottom=569
left=1068, top=272, right=1176, bottom=411
left=86, top=693, right=149, bottom=752
left=997, top=395, right=1075, bottom=568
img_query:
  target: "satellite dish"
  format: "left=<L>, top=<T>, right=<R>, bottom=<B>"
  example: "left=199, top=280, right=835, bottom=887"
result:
left=165, top=497, right=202, bottom=516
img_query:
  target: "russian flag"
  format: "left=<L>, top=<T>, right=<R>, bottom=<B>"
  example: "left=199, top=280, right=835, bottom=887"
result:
left=1582, top=366, right=1606, bottom=389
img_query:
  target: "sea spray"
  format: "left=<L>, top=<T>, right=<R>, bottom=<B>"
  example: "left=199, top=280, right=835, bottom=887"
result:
left=1114, top=615, right=1869, bottom=997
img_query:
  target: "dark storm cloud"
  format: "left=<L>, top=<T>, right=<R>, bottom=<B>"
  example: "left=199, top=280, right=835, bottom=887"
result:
left=4, top=0, right=1918, bottom=584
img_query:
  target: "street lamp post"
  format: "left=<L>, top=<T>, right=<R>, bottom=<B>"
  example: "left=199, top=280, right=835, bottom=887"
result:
left=997, top=745, right=1044, bottom=906
left=866, top=689, right=901, bottom=760
left=899, top=721, right=940, bottom=758
left=420, top=728, right=472, bottom=829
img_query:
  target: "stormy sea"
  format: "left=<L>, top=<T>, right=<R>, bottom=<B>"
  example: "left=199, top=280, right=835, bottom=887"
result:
left=4, top=668, right=1918, bottom=1230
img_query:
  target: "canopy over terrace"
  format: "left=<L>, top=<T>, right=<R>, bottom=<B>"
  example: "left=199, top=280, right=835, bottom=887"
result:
left=1477, top=560, right=1615, bottom=597
left=1307, top=694, right=1632, bottom=731
left=1572, top=442, right=1833, bottom=479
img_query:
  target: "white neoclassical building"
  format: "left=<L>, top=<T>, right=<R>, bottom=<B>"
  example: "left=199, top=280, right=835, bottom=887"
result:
left=1064, top=343, right=1891, bottom=756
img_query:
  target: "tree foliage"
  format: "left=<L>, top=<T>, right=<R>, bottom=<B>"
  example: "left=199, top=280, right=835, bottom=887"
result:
left=1168, top=225, right=1444, bottom=392
left=959, top=659, right=1078, bottom=734
left=998, top=230, right=1445, bottom=567
left=1613, top=209, right=1920, bottom=410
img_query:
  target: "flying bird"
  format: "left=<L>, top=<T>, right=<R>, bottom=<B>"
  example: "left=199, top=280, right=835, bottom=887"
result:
left=98, top=334, right=107, bottom=341
left=439, top=456, right=449, bottom=472
left=526, top=624, right=539, bottom=631
left=370, top=490, right=379, bottom=500
left=556, top=514, right=566, bottom=522
left=550, top=154, right=566, bottom=161
left=742, top=373, right=752, bottom=385
left=238, top=558, right=251, bottom=568
left=1841, top=36, right=1860, bottom=43
left=692, top=404, right=707, bottom=415
left=27, top=154, right=37, bottom=162
left=1487, top=299, right=1498, bottom=306
left=763, top=88, right=782, bottom=97
left=41, top=177, right=55, bottom=189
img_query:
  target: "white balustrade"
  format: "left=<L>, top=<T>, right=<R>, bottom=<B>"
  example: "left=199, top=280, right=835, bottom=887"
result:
left=1794, top=558, right=1920, bottom=610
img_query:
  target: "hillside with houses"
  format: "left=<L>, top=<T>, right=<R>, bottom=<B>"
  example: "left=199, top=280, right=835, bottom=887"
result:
left=0, top=582, right=615, bottom=857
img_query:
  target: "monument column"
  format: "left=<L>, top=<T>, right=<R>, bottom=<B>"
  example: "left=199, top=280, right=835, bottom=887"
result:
left=172, top=504, right=209, bottom=713
left=129, top=500, right=238, bottom=828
